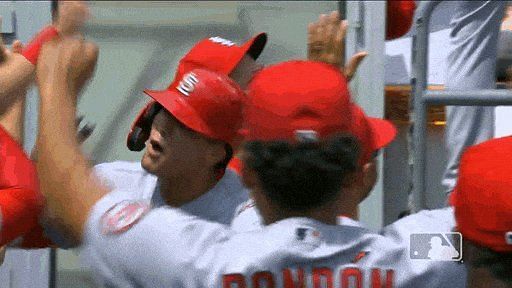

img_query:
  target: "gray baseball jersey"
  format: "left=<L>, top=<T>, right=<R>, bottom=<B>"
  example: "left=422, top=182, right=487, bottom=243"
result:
left=231, top=200, right=466, bottom=287
left=93, top=161, right=248, bottom=225
left=81, top=190, right=466, bottom=288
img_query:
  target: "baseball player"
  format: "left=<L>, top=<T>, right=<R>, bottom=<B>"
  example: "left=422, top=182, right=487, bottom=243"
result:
left=92, top=31, right=268, bottom=227
left=36, top=42, right=466, bottom=286
left=450, top=136, right=512, bottom=287
left=0, top=1, right=98, bottom=249
left=442, top=1, right=506, bottom=196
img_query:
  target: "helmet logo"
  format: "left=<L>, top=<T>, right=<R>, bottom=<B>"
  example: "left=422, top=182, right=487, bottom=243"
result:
left=295, top=130, right=319, bottom=143
left=176, top=72, right=199, bottom=97
left=209, top=36, right=236, bottom=47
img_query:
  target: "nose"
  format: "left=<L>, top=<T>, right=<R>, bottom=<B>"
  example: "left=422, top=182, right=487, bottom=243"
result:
left=148, top=128, right=163, bottom=143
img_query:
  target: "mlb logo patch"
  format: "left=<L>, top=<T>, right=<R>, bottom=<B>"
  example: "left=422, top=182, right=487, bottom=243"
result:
left=410, top=232, right=462, bottom=261
left=101, top=200, right=150, bottom=235
left=295, top=227, right=322, bottom=247
left=506, top=232, right=512, bottom=245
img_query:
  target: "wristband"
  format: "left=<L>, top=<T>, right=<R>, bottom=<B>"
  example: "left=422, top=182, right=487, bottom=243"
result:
left=21, top=25, right=59, bottom=65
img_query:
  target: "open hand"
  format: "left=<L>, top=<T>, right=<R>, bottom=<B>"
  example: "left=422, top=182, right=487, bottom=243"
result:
left=54, top=1, right=90, bottom=36
left=308, top=11, right=367, bottom=81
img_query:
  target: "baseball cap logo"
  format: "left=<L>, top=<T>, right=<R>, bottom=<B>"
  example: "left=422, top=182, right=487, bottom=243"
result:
left=295, top=130, right=319, bottom=143
left=176, top=72, right=199, bottom=97
left=209, top=36, right=236, bottom=47
left=506, top=232, right=512, bottom=245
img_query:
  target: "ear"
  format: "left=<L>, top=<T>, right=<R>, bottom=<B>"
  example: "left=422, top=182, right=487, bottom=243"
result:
left=362, top=160, right=377, bottom=188
left=241, top=163, right=259, bottom=190
left=208, top=141, right=227, bottom=167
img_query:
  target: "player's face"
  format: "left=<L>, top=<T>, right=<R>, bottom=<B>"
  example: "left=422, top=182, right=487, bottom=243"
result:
left=141, top=110, right=214, bottom=179
left=229, top=55, right=264, bottom=89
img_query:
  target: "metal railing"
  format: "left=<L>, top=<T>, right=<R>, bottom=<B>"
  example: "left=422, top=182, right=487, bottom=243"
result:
left=411, top=1, right=512, bottom=210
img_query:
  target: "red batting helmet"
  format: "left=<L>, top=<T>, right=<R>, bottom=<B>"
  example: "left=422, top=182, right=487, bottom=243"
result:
left=127, top=68, right=245, bottom=151
left=127, top=33, right=267, bottom=151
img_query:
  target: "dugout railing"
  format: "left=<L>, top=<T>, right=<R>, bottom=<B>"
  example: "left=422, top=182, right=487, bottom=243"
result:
left=411, top=1, right=512, bottom=211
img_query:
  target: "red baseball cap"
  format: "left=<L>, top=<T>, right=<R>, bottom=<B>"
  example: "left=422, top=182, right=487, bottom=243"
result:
left=450, top=136, right=512, bottom=252
left=168, top=33, right=267, bottom=90
left=243, top=60, right=396, bottom=163
left=143, top=68, right=245, bottom=146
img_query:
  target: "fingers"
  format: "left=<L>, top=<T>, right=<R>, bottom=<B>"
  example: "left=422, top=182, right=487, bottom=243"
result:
left=344, top=51, right=368, bottom=81
left=55, top=1, right=90, bottom=36
left=11, top=40, right=23, bottom=54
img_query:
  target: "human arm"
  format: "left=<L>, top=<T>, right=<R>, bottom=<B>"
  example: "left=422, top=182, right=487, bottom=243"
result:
left=35, top=37, right=101, bottom=242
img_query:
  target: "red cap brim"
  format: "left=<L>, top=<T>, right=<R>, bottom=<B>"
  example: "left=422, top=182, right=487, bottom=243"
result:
left=143, top=89, right=214, bottom=139
left=243, top=33, right=268, bottom=60
left=367, top=117, right=397, bottom=150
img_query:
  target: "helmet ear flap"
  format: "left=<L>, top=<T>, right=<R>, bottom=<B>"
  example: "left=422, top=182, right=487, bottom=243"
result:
left=127, top=102, right=162, bottom=151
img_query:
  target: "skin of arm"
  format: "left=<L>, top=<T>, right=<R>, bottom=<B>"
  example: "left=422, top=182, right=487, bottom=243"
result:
left=36, top=38, right=103, bottom=242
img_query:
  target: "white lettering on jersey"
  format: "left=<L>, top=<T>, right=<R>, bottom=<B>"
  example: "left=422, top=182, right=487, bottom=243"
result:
left=176, top=72, right=199, bottom=97
left=223, top=267, right=395, bottom=287
left=209, top=36, right=236, bottom=47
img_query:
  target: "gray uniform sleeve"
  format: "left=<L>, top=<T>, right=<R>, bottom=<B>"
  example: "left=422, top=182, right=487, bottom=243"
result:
left=381, top=207, right=456, bottom=240
left=82, top=190, right=231, bottom=288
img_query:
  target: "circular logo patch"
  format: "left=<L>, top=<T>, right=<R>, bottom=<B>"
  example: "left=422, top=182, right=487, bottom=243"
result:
left=101, top=200, right=150, bottom=235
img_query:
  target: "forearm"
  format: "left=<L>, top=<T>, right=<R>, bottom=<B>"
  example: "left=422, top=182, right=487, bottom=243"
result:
left=0, top=89, right=27, bottom=143
left=37, top=84, right=105, bottom=241
left=0, top=55, right=34, bottom=116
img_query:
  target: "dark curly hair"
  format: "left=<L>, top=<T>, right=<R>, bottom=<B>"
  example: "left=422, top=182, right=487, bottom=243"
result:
left=473, top=246, right=512, bottom=285
left=244, top=134, right=360, bottom=212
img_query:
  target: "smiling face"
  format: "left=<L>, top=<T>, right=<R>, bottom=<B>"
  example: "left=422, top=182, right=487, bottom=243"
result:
left=141, top=109, right=223, bottom=180
left=229, top=55, right=264, bottom=89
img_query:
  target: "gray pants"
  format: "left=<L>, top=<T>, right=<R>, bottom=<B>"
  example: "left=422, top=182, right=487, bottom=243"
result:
left=443, top=1, right=505, bottom=195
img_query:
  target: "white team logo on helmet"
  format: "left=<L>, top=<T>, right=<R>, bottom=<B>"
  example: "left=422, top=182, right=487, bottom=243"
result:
left=209, top=36, right=236, bottom=47
left=295, top=130, right=319, bottom=143
left=506, top=231, right=512, bottom=245
left=176, top=72, right=199, bottom=97
left=101, top=200, right=150, bottom=235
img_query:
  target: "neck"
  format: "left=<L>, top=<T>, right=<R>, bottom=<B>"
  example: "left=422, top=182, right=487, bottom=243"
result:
left=265, top=200, right=341, bottom=226
left=468, top=268, right=511, bottom=288
left=158, top=170, right=219, bottom=207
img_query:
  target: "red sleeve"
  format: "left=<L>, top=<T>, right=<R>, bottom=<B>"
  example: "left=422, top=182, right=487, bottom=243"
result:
left=21, top=25, right=59, bottom=65
left=0, top=125, right=44, bottom=246
left=386, top=0, right=416, bottom=40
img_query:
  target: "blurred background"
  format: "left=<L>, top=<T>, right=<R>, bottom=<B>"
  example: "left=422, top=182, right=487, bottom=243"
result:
left=0, top=1, right=511, bottom=287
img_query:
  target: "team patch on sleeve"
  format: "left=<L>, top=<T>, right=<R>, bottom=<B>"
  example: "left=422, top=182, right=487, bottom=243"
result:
left=101, top=200, right=150, bottom=235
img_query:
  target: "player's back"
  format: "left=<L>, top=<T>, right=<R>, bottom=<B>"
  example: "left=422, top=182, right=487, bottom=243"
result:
left=83, top=201, right=466, bottom=288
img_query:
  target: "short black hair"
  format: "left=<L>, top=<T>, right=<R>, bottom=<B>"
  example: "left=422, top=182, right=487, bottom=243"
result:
left=244, top=134, right=360, bottom=212
left=472, top=245, right=512, bottom=285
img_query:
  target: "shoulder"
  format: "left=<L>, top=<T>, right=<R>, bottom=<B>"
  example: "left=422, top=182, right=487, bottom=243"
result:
left=381, top=207, right=456, bottom=240
left=230, top=199, right=264, bottom=233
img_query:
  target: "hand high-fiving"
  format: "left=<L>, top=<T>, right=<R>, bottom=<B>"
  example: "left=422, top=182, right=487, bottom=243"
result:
left=54, top=1, right=90, bottom=36
left=37, top=37, right=98, bottom=100
left=308, top=11, right=367, bottom=81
